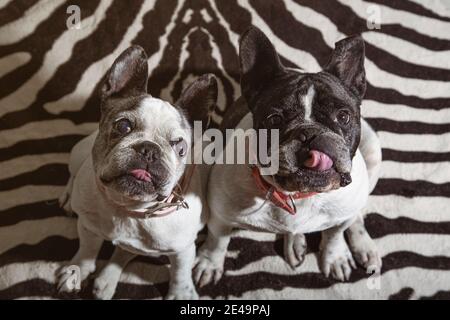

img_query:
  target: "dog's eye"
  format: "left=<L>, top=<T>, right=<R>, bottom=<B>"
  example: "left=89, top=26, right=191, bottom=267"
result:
left=336, top=110, right=350, bottom=125
left=266, top=114, right=283, bottom=128
left=170, top=138, right=187, bottom=157
left=115, top=118, right=133, bottom=134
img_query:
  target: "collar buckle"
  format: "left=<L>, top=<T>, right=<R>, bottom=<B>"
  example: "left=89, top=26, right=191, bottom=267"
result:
left=287, top=193, right=297, bottom=214
left=141, top=165, right=196, bottom=219
left=143, top=195, right=189, bottom=219
left=265, top=187, right=274, bottom=201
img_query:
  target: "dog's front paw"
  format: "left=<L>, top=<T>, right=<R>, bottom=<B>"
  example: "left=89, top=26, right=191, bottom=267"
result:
left=166, top=283, right=199, bottom=300
left=320, top=243, right=356, bottom=282
left=56, top=265, right=83, bottom=294
left=349, top=236, right=382, bottom=272
left=284, top=233, right=307, bottom=269
left=56, top=261, right=96, bottom=295
left=92, top=275, right=118, bottom=300
left=193, top=249, right=225, bottom=287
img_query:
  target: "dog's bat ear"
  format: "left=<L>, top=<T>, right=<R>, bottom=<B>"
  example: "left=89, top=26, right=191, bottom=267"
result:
left=324, top=35, right=366, bottom=100
left=177, top=74, right=218, bottom=129
left=239, top=26, right=284, bottom=105
left=100, top=45, right=148, bottom=100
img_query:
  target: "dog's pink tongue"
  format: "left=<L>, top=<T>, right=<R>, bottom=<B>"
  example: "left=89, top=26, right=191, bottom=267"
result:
left=130, top=169, right=151, bottom=182
left=304, top=150, right=333, bottom=171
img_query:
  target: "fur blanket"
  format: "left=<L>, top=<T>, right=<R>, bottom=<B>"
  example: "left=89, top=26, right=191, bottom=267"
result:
left=1, top=0, right=450, bottom=299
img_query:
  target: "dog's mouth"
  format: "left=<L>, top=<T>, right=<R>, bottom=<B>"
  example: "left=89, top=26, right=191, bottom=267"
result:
left=303, top=149, right=334, bottom=171
left=273, top=149, right=351, bottom=193
left=101, top=168, right=153, bottom=185
left=129, top=168, right=152, bottom=182
left=100, top=167, right=168, bottom=197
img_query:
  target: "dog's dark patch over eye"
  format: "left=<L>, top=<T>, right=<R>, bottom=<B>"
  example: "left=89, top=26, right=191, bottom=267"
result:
left=336, top=109, right=351, bottom=125
left=265, top=113, right=283, bottom=128
left=115, top=118, right=133, bottom=135
left=170, top=138, right=187, bottom=157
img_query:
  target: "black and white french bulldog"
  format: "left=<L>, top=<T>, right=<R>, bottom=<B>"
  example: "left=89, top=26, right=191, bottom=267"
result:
left=194, top=27, right=382, bottom=284
left=57, top=46, right=217, bottom=299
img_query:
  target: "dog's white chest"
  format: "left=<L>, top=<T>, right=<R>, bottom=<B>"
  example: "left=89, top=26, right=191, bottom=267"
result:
left=223, top=193, right=358, bottom=234
left=109, top=204, right=203, bottom=255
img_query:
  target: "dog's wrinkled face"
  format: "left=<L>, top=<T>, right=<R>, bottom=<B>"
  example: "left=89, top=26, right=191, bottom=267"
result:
left=92, top=46, right=217, bottom=205
left=95, top=96, right=191, bottom=203
left=240, top=27, right=366, bottom=193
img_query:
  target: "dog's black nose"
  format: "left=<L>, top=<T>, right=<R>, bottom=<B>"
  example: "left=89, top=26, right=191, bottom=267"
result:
left=133, top=141, right=161, bottom=162
left=295, top=127, right=319, bottom=145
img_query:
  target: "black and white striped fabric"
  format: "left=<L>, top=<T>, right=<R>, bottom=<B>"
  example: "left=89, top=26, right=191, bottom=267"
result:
left=0, top=0, right=449, bottom=299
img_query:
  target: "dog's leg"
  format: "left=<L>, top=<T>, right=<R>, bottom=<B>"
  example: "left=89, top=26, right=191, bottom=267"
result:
left=59, top=176, right=74, bottom=216
left=92, top=246, right=136, bottom=300
left=319, top=219, right=356, bottom=281
left=166, top=243, right=198, bottom=300
left=57, top=220, right=103, bottom=293
left=347, top=119, right=382, bottom=272
left=284, top=233, right=307, bottom=269
left=346, top=215, right=382, bottom=272
left=193, top=215, right=233, bottom=287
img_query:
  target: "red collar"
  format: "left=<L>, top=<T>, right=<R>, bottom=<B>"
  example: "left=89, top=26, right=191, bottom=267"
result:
left=251, top=167, right=317, bottom=215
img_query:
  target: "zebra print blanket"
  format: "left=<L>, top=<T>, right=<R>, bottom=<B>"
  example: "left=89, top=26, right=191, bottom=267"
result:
left=1, top=0, right=449, bottom=300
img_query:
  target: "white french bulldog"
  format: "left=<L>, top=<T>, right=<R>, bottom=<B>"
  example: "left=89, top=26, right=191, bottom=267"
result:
left=194, top=27, right=382, bottom=285
left=57, top=46, right=217, bottom=299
